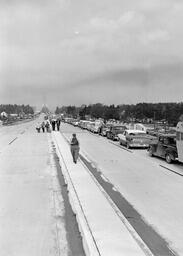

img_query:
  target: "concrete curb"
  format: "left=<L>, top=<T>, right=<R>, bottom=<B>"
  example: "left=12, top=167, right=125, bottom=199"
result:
left=59, top=132, right=154, bottom=256
left=52, top=132, right=100, bottom=256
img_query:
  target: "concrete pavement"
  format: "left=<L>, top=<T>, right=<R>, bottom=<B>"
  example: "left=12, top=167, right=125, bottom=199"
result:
left=1, top=120, right=176, bottom=256
left=61, top=123, right=183, bottom=256
left=53, top=131, right=151, bottom=256
left=0, top=122, right=71, bottom=256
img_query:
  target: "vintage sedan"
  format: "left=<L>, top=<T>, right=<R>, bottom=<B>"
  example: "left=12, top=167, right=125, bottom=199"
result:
left=148, top=134, right=178, bottom=163
left=100, top=124, right=112, bottom=136
left=118, top=130, right=156, bottom=149
left=106, top=125, right=127, bottom=140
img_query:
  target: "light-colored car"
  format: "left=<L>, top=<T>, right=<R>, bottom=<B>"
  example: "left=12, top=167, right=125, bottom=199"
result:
left=118, top=130, right=156, bottom=149
left=92, top=120, right=104, bottom=133
left=73, top=120, right=79, bottom=126
left=79, top=120, right=90, bottom=129
left=87, top=121, right=95, bottom=131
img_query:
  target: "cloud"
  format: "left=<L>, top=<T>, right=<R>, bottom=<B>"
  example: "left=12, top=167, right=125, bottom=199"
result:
left=88, top=11, right=144, bottom=33
left=66, top=67, right=148, bottom=89
left=1, top=0, right=183, bottom=107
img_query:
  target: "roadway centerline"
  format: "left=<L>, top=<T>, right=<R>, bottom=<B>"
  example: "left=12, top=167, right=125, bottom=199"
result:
left=1, top=129, right=27, bottom=154
left=8, top=137, right=18, bottom=145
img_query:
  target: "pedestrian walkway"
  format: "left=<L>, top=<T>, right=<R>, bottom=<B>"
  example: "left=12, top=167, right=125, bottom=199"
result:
left=53, top=132, right=149, bottom=256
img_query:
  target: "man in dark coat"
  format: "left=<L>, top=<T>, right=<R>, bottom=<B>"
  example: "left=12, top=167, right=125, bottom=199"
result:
left=70, top=133, right=80, bottom=163
left=56, top=118, right=61, bottom=131
left=51, top=118, right=56, bottom=131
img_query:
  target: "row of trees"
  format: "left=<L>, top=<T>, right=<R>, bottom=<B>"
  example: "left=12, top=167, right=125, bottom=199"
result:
left=118, top=103, right=183, bottom=123
left=55, top=104, right=120, bottom=120
left=55, top=102, right=183, bottom=125
left=0, top=104, right=34, bottom=115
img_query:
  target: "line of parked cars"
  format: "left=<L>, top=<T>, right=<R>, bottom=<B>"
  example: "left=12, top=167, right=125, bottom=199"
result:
left=65, top=118, right=157, bottom=148
left=64, top=118, right=183, bottom=164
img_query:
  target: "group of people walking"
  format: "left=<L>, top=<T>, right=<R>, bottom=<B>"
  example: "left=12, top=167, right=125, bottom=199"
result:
left=36, top=116, right=80, bottom=164
left=49, top=118, right=61, bottom=131
left=36, top=116, right=61, bottom=133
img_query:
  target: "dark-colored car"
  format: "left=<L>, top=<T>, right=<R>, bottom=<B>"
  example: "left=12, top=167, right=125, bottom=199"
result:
left=99, top=124, right=111, bottom=136
left=106, top=125, right=127, bottom=140
left=148, top=134, right=178, bottom=163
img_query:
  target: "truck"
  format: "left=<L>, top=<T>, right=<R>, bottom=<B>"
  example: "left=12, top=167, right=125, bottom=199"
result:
left=176, top=121, right=183, bottom=163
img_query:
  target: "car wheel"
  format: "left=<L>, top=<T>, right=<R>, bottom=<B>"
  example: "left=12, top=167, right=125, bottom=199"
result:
left=149, top=147, right=153, bottom=157
left=165, top=153, right=172, bottom=164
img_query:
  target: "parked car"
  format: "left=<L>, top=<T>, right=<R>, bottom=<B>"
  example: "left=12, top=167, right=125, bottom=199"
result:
left=79, top=120, right=90, bottom=129
left=100, top=124, right=111, bottom=136
left=92, top=120, right=104, bottom=133
left=106, top=125, right=127, bottom=140
left=73, top=120, right=79, bottom=126
left=148, top=134, right=178, bottom=163
left=87, top=121, right=95, bottom=132
left=118, top=130, right=156, bottom=149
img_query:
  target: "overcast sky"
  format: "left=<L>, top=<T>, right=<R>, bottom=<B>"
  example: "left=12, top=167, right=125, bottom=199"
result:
left=1, top=0, right=183, bottom=109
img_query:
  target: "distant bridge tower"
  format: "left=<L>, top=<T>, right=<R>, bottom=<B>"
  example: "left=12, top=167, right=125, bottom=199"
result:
left=41, top=104, right=50, bottom=114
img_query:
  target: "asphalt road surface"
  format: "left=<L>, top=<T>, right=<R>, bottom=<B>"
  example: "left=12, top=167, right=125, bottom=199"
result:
left=60, top=122, right=183, bottom=256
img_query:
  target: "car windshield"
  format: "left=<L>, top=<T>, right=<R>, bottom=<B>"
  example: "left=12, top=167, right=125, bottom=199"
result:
left=160, top=136, right=176, bottom=145
left=165, top=137, right=176, bottom=145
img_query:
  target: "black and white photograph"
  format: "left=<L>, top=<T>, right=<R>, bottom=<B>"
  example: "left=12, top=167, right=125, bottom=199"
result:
left=0, top=0, right=183, bottom=255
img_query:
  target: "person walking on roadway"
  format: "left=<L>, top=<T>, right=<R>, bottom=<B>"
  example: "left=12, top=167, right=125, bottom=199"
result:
left=70, top=133, right=80, bottom=164
left=45, top=119, right=51, bottom=132
left=51, top=118, right=56, bottom=131
left=41, top=121, right=45, bottom=133
left=36, top=123, right=41, bottom=133
left=56, top=117, right=61, bottom=131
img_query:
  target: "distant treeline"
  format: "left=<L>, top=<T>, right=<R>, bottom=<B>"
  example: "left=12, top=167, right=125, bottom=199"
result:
left=56, top=102, right=183, bottom=125
left=0, top=104, right=34, bottom=115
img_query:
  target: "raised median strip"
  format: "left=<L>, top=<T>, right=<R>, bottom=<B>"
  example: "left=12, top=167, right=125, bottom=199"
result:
left=52, top=131, right=149, bottom=256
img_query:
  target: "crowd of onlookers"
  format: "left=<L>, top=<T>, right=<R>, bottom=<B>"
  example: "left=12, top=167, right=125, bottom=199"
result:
left=36, top=115, right=61, bottom=133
